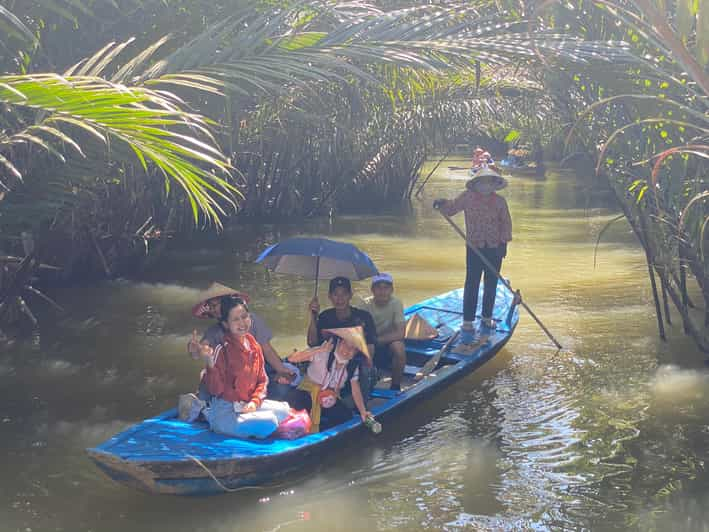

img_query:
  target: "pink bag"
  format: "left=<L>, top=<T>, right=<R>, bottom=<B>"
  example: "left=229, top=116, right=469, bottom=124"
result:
left=276, top=409, right=312, bottom=440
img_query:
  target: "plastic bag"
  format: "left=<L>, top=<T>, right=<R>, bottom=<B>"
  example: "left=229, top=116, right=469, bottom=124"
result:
left=276, top=409, right=312, bottom=440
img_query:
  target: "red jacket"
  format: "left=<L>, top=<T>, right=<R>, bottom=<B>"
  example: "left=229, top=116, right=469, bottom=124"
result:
left=204, top=333, right=268, bottom=407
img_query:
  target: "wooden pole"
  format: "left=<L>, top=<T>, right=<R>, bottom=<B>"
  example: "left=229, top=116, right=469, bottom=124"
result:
left=439, top=212, right=563, bottom=350
left=416, top=330, right=461, bottom=380
left=413, top=149, right=452, bottom=199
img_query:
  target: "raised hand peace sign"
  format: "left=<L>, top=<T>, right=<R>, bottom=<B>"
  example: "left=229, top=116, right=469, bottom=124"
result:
left=188, top=329, right=214, bottom=363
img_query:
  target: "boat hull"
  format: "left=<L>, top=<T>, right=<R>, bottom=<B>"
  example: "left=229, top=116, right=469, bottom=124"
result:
left=88, top=287, right=518, bottom=495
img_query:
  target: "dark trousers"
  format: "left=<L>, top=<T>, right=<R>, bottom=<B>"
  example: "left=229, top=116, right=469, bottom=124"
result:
left=464, top=245, right=504, bottom=322
left=320, top=400, right=355, bottom=429
left=286, top=388, right=312, bottom=411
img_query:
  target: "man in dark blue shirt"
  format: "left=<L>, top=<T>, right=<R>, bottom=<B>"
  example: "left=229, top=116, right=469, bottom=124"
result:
left=307, top=277, right=377, bottom=404
left=307, top=276, right=377, bottom=353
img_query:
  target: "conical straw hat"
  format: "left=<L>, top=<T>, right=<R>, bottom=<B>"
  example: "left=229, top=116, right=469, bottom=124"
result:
left=323, top=326, right=371, bottom=359
left=191, top=282, right=250, bottom=319
left=404, top=313, right=439, bottom=340
left=467, top=166, right=508, bottom=191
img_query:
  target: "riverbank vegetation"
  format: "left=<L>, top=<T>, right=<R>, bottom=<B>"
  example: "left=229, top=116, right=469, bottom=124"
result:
left=538, top=0, right=708, bottom=351
left=0, top=0, right=706, bottom=352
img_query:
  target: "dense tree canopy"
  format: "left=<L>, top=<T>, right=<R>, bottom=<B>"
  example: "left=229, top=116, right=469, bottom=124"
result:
left=0, top=0, right=706, bottom=350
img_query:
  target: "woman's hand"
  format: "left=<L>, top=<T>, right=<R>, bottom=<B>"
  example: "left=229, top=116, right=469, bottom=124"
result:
left=360, top=410, right=373, bottom=422
left=243, top=401, right=257, bottom=413
left=198, top=343, right=215, bottom=366
left=288, top=338, right=333, bottom=363
left=188, top=330, right=201, bottom=360
left=189, top=330, right=215, bottom=364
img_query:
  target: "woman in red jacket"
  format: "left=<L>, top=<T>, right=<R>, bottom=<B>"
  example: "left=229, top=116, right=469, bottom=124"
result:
left=194, top=296, right=288, bottom=439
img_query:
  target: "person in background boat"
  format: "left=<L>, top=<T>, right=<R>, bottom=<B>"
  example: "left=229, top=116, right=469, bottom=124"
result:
left=480, top=151, right=500, bottom=173
left=185, top=285, right=296, bottom=407
left=433, top=167, right=512, bottom=334
left=190, top=296, right=290, bottom=439
left=288, top=327, right=371, bottom=432
left=362, top=273, right=406, bottom=391
left=471, top=149, right=499, bottom=173
left=471, top=147, right=484, bottom=168
left=307, top=276, right=377, bottom=402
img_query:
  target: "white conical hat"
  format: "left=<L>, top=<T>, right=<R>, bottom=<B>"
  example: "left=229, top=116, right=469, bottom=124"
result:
left=405, top=313, right=439, bottom=340
left=468, top=166, right=508, bottom=191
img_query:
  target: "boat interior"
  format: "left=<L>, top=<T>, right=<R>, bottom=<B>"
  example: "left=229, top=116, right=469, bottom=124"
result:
left=367, top=333, right=490, bottom=409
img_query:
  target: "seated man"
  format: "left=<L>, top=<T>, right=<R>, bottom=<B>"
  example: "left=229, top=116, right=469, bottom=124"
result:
left=363, top=273, right=406, bottom=391
left=307, top=276, right=376, bottom=401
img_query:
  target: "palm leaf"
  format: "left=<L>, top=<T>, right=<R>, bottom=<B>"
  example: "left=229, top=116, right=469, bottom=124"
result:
left=0, top=74, right=237, bottom=227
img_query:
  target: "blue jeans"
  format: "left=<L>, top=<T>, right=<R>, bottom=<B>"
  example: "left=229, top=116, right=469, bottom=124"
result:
left=204, top=398, right=288, bottom=439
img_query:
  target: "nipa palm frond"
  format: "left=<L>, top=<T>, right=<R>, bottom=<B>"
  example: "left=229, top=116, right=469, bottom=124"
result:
left=0, top=74, right=237, bottom=228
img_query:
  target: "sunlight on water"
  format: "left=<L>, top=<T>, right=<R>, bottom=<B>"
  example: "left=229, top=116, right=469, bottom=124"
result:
left=651, top=365, right=709, bottom=405
left=1, top=161, right=708, bottom=531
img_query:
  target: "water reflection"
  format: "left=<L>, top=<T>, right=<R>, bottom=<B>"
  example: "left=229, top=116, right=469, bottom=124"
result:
left=1, top=162, right=708, bottom=531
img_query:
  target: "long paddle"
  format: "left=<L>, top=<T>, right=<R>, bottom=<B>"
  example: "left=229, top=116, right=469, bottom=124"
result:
left=438, top=211, right=563, bottom=350
left=415, top=330, right=461, bottom=380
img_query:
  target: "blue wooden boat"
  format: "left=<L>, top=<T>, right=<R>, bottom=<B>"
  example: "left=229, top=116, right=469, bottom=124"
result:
left=87, top=286, right=519, bottom=495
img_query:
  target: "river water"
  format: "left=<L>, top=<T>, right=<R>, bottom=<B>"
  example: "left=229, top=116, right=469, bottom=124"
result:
left=1, top=161, right=708, bottom=531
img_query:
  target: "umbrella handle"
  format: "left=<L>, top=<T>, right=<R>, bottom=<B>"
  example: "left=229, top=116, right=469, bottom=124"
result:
left=312, top=256, right=320, bottom=315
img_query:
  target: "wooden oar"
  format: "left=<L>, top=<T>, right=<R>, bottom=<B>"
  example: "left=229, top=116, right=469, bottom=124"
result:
left=447, top=166, right=470, bottom=171
left=415, top=330, right=461, bottom=380
left=439, top=212, right=563, bottom=350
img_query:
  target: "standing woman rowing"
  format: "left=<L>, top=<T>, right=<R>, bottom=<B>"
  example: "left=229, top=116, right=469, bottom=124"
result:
left=433, top=167, right=512, bottom=334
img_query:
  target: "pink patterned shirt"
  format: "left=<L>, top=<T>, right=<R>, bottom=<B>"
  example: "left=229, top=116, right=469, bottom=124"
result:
left=440, top=191, right=512, bottom=248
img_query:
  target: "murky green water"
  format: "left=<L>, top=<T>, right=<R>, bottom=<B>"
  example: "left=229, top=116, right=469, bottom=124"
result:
left=1, top=161, right=708, bottom=531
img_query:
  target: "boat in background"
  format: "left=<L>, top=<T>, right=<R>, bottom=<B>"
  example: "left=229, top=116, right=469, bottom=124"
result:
left=87, top=285, right=519, bottom=495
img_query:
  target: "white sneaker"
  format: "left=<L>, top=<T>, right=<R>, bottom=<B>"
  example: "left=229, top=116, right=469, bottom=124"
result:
left=461, top=320, right=475, bottom=332
left=178, top=393, right=205, bottom=422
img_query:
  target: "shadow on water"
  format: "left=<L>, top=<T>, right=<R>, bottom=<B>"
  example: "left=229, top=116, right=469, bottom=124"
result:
left=2, top=162, right=709, bottom=531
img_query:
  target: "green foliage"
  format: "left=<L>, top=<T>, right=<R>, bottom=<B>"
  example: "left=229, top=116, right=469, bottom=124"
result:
left=504, top=130, right=521, bottom=142
left=0, top=0, right=654, bottom=333
left=0, top=74, right=237, bottom=227
left=545, top=0, right=709, bottom=350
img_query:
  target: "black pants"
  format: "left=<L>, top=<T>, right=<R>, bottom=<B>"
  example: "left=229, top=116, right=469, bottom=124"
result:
left=320, top=400, right=355, bottom=429
left=286, top=388, right=312, bottom=411
left=464, top=245, right=504, bottom=322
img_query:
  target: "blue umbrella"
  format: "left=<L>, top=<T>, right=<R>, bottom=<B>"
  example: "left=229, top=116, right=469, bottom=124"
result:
left=255, top=237, right=379, bottom=297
